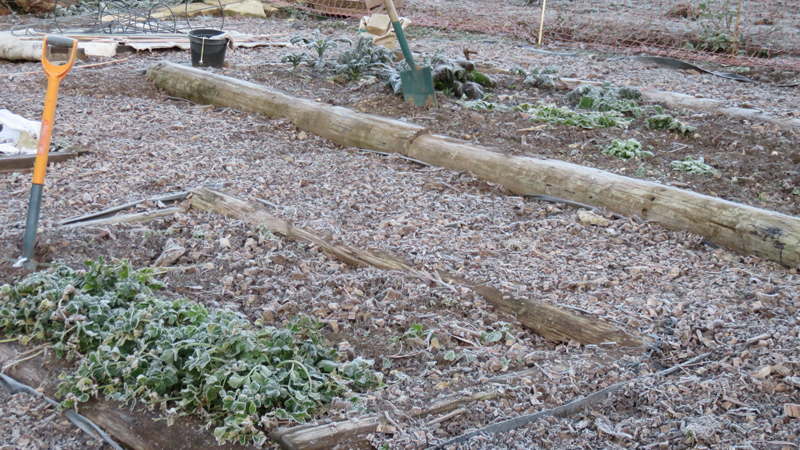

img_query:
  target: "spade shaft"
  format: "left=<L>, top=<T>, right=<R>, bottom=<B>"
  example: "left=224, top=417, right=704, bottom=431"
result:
left=19, top=35, right=78, bottom=268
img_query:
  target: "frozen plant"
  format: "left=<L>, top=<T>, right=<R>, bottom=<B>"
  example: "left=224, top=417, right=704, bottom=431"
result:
left=602, top=138, right=653, bottom=160
left=670, top=156, right=717, bottom=175
left=290, top=29, right=352, bottom=69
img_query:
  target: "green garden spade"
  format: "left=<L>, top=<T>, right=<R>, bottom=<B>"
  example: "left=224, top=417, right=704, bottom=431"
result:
left=383, top=0, right=438, bottom=108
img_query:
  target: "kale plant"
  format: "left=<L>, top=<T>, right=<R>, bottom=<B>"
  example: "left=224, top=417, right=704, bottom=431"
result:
left=289, top=29, right=352, bottom=69
left=646, top=106, right=697, bottom=135
left=514, top=103, right=634, bottom=129
left=334, top=36, right=395, bottom=80
left=670, top=156, right=717, bottom=175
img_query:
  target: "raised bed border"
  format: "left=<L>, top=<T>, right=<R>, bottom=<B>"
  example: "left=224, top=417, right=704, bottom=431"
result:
left=146, top=61, right=800, bottom=267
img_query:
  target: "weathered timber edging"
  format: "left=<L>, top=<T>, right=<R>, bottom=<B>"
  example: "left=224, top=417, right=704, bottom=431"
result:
left=0, top=150, right=84, bottom=173
left=640, top=89, right=800, bottom=130
left=60, top=205, right=187, bottom=229
left=0, top=342, right=258, bottom=450
left=147, top=62, right=800, bottom=267
left=191, top=187, right=643, bottom=347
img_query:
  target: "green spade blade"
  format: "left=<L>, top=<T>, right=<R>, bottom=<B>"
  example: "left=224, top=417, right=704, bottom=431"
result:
left=400, top=66, right=438, bottom=107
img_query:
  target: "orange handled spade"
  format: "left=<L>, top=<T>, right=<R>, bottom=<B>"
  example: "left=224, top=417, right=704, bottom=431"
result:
left=15, top=35, right=78, bottom=269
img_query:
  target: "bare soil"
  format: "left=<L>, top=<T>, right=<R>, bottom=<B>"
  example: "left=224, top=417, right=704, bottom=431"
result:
left=1, top=14, right=799, bottom=450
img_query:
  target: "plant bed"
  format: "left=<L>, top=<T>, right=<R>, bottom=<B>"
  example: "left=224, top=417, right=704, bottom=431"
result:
left=0, top=259, right=382, bottom=447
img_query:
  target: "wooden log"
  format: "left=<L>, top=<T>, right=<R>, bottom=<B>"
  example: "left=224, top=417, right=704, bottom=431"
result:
left=0, top=342, right=258, bottom=450
left=406, top=134, right=800, bottom=268
left=146, top=62, right=426, bottom=155
left=191, top=187, right=642, bottom=347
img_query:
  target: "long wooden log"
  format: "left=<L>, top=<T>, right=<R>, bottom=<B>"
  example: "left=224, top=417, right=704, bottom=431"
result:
left=406, top=135, right=800, bottom=267
left=146, top=62, right=426, bottom=155
left=0, top=342, right=257, bottom=450
left=191, top=187, right=642, bottom=347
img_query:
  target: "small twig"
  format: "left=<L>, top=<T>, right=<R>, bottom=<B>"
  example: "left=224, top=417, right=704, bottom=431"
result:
left=255, top=198, right=283, bottom=209
left=358, top=148, right=432, bottom=167
left=524, top=194, right=626, bottom=220
left=383, top=411, right=401, bottom=429
left=446, top=332, right=481, bottom=348
left=2, top=348, right=47, bottom=373
left=534, top=363, right=554, bottom=381
left=165, top=96, right=202, bottom=105
left=427, top=408, right=468, bottom=426
left=744, top=332, right=772, bottom=345
left=387, top=350, right=426, bottom=359
left=449, top=323, right=482, bottom=338
left=0, top=337, right=20, bottom=344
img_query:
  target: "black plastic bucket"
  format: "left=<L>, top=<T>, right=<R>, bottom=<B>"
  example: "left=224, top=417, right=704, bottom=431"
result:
left=188, top=29, right=227, bottom=68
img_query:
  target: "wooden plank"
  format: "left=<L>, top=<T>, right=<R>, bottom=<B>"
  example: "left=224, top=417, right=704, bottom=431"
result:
left=191, top=187, right=643, bottom=347
left=60, top=205, right=186, bottom=229
left=0, top=151, right=83, bottom=173
left=271, top=415, right=379, bottom=450
left=0, top=342, right=258, bottom=450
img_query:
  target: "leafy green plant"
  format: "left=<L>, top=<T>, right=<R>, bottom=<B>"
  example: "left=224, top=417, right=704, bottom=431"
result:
left=514, top=103, right=633, bottom=129
left=290, top=29, right=352, bottom=69
left=602, top=139, right=653, bottom=160
left=0, top=260, right=380, bottom=446
left=461, top=99, right=509, bottom=112
left=480, top=322, right=512, bottom=344
left=334, top=36, right=395, bottom=80
left=522, top=66, right=559, bottom=90
left=566, top=83, right=643, bottom=118
left=646, top=107, right=696, bottom=135
left=391, top=323, right=434, bottom=344
left=281, top=51, right=312, bottom=69
left=670, top=156, right=717, bottom=175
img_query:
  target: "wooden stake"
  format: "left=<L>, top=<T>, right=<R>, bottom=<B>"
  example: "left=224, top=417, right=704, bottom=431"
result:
left=538, top=0, right=547, bottom=46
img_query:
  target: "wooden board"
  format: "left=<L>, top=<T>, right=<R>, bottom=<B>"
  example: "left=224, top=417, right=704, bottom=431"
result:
left=0, top=150, right=83, bottom=173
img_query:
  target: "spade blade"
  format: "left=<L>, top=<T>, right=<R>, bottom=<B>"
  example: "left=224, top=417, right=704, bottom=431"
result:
left=400, top=66, right=438, bottom=108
